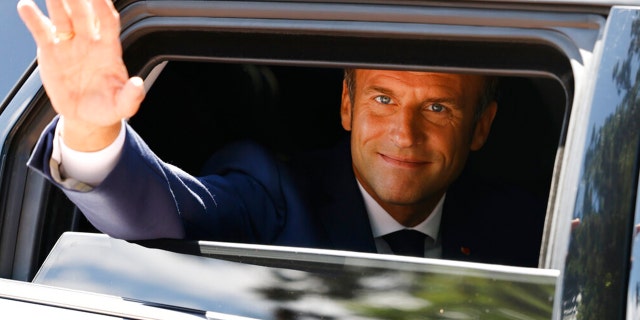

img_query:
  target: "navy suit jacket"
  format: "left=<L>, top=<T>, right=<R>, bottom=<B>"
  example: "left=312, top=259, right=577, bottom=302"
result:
left=28, top=117, right=545, bottom=267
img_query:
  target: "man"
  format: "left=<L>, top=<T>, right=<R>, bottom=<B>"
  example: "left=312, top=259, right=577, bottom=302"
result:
left=18, top=0, right=545, bottom=266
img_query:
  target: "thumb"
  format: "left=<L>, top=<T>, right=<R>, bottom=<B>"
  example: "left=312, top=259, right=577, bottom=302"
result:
left=116, top=76, right=146, bottom=119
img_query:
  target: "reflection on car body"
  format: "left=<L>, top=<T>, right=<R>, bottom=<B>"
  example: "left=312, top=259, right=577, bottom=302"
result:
left=34, top=232, right=558, bottom=319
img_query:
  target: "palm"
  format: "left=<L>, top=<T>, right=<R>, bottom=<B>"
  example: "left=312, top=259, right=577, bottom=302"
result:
left=38, top=32, right=130, bottom=127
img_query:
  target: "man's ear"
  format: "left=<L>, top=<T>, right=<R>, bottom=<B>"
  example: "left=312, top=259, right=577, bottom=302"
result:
left=470, top=101, right=498, bottom=151
left=340, top=80, right=353, bottom=131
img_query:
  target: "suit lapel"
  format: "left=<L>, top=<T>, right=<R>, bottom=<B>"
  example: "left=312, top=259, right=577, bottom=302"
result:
left=317, top=172, right=377, bottom=253
left=440, top=171, right=507, bottom=264
left=308, top=136, right=377, bottom=253
left=441, top=188, right=477, bottom=262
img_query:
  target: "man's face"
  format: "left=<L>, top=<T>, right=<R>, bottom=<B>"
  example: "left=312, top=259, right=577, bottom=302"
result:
left=341, top=69, right=497, bottom=222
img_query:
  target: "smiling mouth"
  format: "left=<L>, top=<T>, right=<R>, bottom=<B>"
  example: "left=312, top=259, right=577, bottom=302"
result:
left=379, top=154, right=429, bottom=168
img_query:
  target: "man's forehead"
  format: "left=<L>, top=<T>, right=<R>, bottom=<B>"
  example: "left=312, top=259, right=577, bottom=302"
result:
left=354, top=69, right=485, bottom=93
left=355, top=69, right=482, bottom=80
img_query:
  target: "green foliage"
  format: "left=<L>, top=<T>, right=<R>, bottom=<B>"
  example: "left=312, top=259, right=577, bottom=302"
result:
left=563, top=10, right=640, bottom=320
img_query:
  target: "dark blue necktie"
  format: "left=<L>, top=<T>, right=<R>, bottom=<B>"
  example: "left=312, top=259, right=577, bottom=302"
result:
left=382, top=229, right=428, bottom=257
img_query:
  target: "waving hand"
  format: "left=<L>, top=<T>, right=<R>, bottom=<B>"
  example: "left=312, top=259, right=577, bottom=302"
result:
left=17, top=0, right=145, bottom=151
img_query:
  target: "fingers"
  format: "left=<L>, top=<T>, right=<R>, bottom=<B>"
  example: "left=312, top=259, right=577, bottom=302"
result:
left=62, top=0, right=120, bottom=41
left=23, top=0, right=121, bottom=44
left=92, top=0, right=120, bottom=41
left=64, top=0, right=96, bottom=39
left=46, top=0, right=73, bottom=35
left=17, top=0, right=55, bottom=46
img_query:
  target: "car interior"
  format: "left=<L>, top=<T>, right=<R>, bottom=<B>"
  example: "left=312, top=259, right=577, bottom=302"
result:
left=132, top=59, right=565, bottom=201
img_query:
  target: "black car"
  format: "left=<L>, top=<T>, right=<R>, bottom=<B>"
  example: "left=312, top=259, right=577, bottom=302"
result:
left=1, top=0, right=639, bottom=319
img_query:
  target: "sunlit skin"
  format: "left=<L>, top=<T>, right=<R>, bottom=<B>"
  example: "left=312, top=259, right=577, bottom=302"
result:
left=341, top=70, right=497, bottom=227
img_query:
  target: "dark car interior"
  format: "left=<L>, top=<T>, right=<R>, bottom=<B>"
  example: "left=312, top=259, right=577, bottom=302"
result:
left=131, top=60, right=565, bottom=201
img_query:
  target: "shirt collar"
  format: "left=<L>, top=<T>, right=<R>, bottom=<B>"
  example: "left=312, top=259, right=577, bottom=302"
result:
left=356, top=180, right=444, bottom=241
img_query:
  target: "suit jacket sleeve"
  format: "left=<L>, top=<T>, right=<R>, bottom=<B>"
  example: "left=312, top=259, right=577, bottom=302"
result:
left=27, top=117, right=319, bottom=246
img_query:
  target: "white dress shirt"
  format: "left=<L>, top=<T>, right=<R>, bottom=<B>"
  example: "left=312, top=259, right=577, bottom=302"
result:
left=52, top=117, right=126, bottom=187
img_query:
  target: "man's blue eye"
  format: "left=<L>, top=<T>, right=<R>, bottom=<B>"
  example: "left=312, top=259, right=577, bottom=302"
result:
left=428, top=104, right=445, bottom=112
left=375, top=96, right=392, bottom=104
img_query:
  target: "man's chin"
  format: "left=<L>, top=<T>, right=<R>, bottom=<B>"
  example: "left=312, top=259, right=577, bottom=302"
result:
left=373, top=183, right=443, bottom=206
left=376, top=191, right=426, bottom=206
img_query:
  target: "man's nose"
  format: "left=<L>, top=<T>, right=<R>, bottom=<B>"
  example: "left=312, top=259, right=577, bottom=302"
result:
left=389, top=108, right=424, bottom=148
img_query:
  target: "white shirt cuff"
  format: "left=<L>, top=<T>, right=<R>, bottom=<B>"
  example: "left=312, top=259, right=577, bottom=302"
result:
left=53, top=117, right=126, bottom=187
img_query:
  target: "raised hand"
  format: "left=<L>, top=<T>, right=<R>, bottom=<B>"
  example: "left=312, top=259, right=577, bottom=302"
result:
left=17, top=0, right=145, bottom=151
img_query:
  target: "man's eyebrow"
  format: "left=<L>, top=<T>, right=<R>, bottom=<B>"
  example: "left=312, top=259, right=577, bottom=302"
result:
left=363, top=85, right=462, bottom=107
left=363, top=85, right=395, bottom=96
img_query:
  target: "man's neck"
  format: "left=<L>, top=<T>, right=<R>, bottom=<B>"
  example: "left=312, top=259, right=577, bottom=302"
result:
left=380, top=197, right=443, bottom=227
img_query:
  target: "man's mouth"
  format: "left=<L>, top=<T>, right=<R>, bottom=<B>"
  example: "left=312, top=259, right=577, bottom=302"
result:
left=379, top=153, right=429, bottom=168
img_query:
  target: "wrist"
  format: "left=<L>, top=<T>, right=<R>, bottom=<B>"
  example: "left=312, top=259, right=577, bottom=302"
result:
left=60, top=117, right=123, bottom=152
